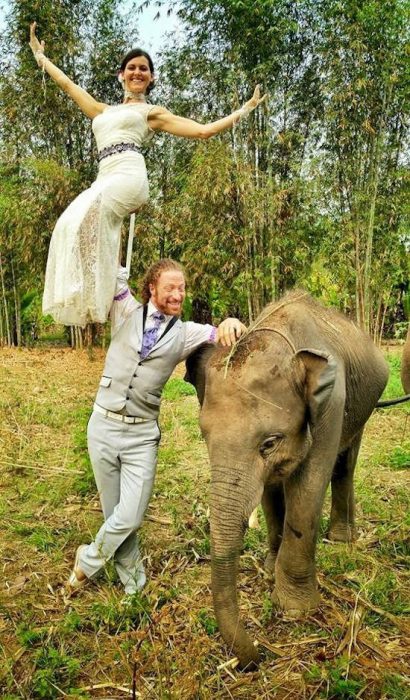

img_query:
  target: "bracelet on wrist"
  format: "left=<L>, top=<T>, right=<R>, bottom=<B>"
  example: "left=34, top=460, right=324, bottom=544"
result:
left=235, top=103, right=252, bottom=123
left=34, top=50, right=46, bottom=66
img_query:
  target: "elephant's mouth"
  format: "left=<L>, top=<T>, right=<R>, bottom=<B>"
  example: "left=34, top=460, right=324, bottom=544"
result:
left=267, top=450, right=310, bottom=482
left=267, top=460, right=296, bottom=481
left=266, top=434, right=312, bottom=482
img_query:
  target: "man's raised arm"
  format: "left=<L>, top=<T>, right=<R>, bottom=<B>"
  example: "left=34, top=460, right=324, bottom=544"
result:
left=109, top=267, right=139, bottom=336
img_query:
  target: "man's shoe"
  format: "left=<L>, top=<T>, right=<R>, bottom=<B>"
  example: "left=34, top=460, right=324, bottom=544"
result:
left=66, top=544, right=88, bottom=597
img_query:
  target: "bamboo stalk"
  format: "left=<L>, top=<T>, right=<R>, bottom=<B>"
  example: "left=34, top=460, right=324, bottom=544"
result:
left=0, top=254, right=11, bottom=346
left=0, top=460, right=84, bottom=475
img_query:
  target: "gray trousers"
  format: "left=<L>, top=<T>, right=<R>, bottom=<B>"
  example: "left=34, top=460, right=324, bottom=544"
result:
left=79, top=410, right=160, bottom=594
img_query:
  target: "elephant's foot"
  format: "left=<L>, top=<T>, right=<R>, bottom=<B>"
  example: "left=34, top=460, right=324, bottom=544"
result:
left=271, top=568, right=320, bottom=618
left=328, top=521, right=356, bottom=543
left=271, top=585, right=320, bottom=618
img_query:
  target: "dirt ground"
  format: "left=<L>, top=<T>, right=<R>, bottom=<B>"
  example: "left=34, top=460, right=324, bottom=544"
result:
left=0, top=347, right=409, bottom=699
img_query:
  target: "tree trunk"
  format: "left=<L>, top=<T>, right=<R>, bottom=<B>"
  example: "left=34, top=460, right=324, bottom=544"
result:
left=11, top=258, right=21, bottom=347
left=0, top=255, right=12, bottom=346
left=0, top=306, right=4, bottom=346
left=192, top=298, right=212, bottom=324
left=363, top=85, right=389, bottom=333
left=401, top=325, right=410, bottom=394
left=70, top=325, right=83, bottom=349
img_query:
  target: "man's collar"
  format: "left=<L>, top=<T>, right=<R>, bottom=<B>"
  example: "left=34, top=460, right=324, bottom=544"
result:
left=147, top=300, right=172, bottom=322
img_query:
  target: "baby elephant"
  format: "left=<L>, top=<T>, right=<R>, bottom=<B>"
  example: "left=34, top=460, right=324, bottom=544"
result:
left=185, top=291, right=388, bottom=669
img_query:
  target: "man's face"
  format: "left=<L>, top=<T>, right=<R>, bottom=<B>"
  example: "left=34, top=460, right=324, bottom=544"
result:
left=149, top=270, right=186, bottom=316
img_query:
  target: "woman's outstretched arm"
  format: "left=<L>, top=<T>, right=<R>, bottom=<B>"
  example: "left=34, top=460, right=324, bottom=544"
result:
left=148, top=86, right=267, bottom=139
left=29, top=22, right=107, bottom=119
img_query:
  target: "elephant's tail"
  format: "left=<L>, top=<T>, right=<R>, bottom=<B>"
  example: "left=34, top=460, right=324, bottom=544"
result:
left=376, top=393, right=410, bottom=408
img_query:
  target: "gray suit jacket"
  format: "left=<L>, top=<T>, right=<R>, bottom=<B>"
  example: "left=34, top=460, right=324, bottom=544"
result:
left=95, top=303, right=188, bottom=419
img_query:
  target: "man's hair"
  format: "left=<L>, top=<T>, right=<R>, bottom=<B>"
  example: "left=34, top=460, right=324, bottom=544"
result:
left=141, top=259, right=185, bottom=305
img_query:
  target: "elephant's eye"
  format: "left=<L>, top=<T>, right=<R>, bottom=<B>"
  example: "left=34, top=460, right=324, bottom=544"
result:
left=260, top=434, right=283, bottom=455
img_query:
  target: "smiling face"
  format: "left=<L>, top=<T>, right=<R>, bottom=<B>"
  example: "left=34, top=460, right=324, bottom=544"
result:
left=149, top=270, right=186, bottom=316
left=121, top=55, right=154, bottom=95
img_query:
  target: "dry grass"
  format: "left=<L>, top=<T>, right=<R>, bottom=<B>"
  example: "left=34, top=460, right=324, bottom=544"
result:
left=0, top=347, right=409, bottom=699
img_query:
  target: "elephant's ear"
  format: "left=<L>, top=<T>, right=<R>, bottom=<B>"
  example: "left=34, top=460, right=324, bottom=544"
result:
left=296, top=348, right=338, bottom=427
left=184, top=343, right=216, bottom=406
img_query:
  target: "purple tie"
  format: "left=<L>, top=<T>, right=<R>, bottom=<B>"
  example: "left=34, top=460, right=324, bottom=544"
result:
left=140, top=311, right=165, bottom=359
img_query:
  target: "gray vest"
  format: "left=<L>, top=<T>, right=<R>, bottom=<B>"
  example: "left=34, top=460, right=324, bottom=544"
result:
left=95, top=304, right=187, bottom=419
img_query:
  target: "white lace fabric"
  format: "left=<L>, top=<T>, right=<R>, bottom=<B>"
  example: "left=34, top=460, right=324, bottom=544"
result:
left=42, top=103, right=155, bottom=326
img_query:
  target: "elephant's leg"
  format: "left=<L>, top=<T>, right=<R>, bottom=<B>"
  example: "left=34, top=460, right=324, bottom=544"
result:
left=262, top=484, right=285, bottom=574
left=273, top=451, right=337, bottom=616
left=328, top=431, right=362, bottom=542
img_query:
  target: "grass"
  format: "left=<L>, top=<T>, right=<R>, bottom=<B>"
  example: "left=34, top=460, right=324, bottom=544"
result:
left=382, top=352, right=410, bottom=410
left=0, top=345, right=409, bottom=699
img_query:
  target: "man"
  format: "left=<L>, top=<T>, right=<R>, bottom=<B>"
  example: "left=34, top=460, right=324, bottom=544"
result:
left=67, top=259, right=246, bottom=596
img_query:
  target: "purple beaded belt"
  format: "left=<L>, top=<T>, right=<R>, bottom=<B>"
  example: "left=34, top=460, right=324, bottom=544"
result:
left=98, top=142, right=141, bottom=162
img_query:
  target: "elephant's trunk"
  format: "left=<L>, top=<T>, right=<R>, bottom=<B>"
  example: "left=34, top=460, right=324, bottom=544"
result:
left=210, top=466, right=261, bottom=669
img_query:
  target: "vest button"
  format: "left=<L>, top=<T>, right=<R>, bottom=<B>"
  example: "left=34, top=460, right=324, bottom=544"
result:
left=129, top=385, right=132, bottom=389
left=138, top=362, right=142, bottom=366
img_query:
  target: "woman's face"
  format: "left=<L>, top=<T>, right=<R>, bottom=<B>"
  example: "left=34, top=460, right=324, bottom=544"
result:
left=121, top=55, right=153, bottom=95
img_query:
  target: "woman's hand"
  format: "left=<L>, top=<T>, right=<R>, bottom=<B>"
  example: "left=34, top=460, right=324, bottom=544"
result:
left=244, top=85, right=267, bottom=113
left=29, top=22, right=45, bottom=63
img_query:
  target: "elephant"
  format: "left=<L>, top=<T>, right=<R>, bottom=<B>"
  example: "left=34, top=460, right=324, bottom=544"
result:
left=401, top=325, right=410, bottom=393
left=185, top=290, right=389, bottom=669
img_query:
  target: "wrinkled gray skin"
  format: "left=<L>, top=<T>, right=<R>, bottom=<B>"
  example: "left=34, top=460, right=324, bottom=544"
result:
left=186, top=292, right=389, bottom=669
left=401, top=325, right=410, bottom=393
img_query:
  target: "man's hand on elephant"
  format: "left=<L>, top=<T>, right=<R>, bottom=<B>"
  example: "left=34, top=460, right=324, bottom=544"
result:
left=216, top=318, right=247, bottom=347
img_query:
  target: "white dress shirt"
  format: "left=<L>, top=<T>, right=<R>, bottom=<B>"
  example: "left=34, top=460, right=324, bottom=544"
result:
left=110, top=267, right=216, bottom=355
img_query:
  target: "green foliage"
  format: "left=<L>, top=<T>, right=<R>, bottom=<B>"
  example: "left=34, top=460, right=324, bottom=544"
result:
left=381, top=353, right=410, bottom=413
left=88, top=593, right=151, bottom=633
left=20, top=291, right=49, bottom=344
left=305, top=659, right=364, bottom=699
left=365, top=570, right=409, bottom=614
left=0, top=0, right=408, bottom=346
left=163, top=377, right=196, bottom=400
left=381, top=673, right=410, bottom=699
left=71, top=406, right=95, bottom=496
left=194, top=533, right=210, bottom=556
left=403, top=293, right=410, bottom=320
left=27, top=526, right=58, bottom=552
left=197, top=608, right=218, bottom=635
left=243, top=516, right=266, bottom=552
left=1, top=347, right=409, bottom=696
left=0, top=0, right=139, bottom=346
left=31, top=645, right=81, bottom=699
left=136, top=0, right=408, bottom=330
left=327, top=674, right=364, bottom=699
left=16, top=624, right=47, bottom=648
left=61, top=611, right=83, bottom=633
left=261, top=593, right=273, bottom=624
left=385, top=445, right=410, bottom=470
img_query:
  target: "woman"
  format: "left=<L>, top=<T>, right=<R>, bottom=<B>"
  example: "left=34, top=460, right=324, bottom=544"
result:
left=29, top=22, right=266, bottom=326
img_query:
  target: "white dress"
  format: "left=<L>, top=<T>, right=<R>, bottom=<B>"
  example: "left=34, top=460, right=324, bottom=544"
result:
left=42, top=102, right=154, bottom=327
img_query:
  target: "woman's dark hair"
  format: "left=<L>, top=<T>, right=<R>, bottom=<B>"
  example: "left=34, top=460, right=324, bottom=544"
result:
left=119, top=48, right=155, bottom=94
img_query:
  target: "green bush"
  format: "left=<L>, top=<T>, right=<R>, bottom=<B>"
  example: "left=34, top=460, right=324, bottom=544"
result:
left=32, top=646, right=80, bottom=699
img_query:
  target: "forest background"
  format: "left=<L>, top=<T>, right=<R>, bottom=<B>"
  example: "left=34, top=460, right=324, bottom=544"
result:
left=0, top=0, right=408, bottom=348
